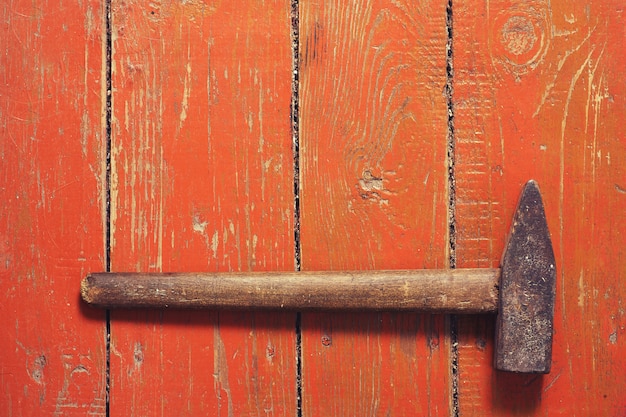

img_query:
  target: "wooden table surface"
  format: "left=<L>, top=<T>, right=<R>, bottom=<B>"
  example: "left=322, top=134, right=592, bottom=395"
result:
left=1, top=0, right=624, bottom=415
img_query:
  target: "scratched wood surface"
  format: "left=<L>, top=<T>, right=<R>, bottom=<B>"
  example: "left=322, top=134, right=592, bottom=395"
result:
left=108, top=0, right=297, bottom=415
left=0, top=0, right=107, bottom=414
left=453, top=0, right=626, bottom=415
left=298, top=0, right=451, bottom=414
left=4, top=0, right=626, bottom=414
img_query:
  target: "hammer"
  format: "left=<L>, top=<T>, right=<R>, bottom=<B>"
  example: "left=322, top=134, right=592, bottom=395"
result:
left=81, top=180, right=556, bottom=373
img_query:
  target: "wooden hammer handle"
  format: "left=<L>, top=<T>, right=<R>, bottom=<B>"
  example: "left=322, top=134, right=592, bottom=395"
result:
left=81, top=269, right=499, bottom=313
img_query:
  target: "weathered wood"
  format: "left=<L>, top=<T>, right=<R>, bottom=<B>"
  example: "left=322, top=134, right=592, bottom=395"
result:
left=109, top=0, right=297, bottom=414
left=454, top=0, right=626, bottom=413
left=82, top=269, right=499, bottom=312
left=298, top=0, right=451, bottom=414
left=0, top=0, right=107, bottom=414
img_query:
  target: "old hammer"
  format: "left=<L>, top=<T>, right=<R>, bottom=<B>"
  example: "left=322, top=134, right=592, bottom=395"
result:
left=81, top=180, right=556, bottom=373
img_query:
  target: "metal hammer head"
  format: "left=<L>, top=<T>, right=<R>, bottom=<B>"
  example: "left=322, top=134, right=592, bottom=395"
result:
left=495, top=180, right=556, bottom=373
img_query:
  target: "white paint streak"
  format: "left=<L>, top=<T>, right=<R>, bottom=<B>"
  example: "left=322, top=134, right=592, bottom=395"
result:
left=559, top=47, right=594, bottom=319
left=211, top=230, right=219, bottom=259
left=534, top=22, right=598, bottom=117
left=179, top=46, right=192, bottom=128
left=578, top=270, right=585, bottom=308
left=213, top=327, right=234, bottom=417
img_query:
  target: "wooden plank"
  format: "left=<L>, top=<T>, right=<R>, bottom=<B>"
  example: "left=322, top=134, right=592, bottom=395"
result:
left=298, top=0, right=451, bottom=414
left=109, top=0, right=297, bottom=415
left=0, top=0, right=107, bottom=414
left=453, top=0, right=626, bottom=414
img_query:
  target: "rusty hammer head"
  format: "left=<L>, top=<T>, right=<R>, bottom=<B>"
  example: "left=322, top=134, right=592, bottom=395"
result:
left=495, top=180, right=556, bottom=373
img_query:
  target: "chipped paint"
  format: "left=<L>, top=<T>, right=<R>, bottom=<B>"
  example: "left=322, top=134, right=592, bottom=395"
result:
left=213, top=327, right=234, bottom=417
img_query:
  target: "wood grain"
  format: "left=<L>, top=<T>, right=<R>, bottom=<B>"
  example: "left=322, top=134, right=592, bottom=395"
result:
left=453, top=0, right=626, bottom=414
left=109, top=0, right=297, bottom=414
left=0, top=0, right=107, bottom=414
left=299, top=0, right=451, bottom=414
left=81, top=269, right=499, bottom=312
left=4, top=0, right=624, bottom=412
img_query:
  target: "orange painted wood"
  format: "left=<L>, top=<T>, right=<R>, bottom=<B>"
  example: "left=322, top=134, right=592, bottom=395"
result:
left=109, top=0, right=297, bottom=415
left=0, top=0, right=107, bottom=414
left=453, top=0, right=626, bottom=414
left=298, top=0, right=451, bottom=414
left=5, top=0, right=624, bottom=413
